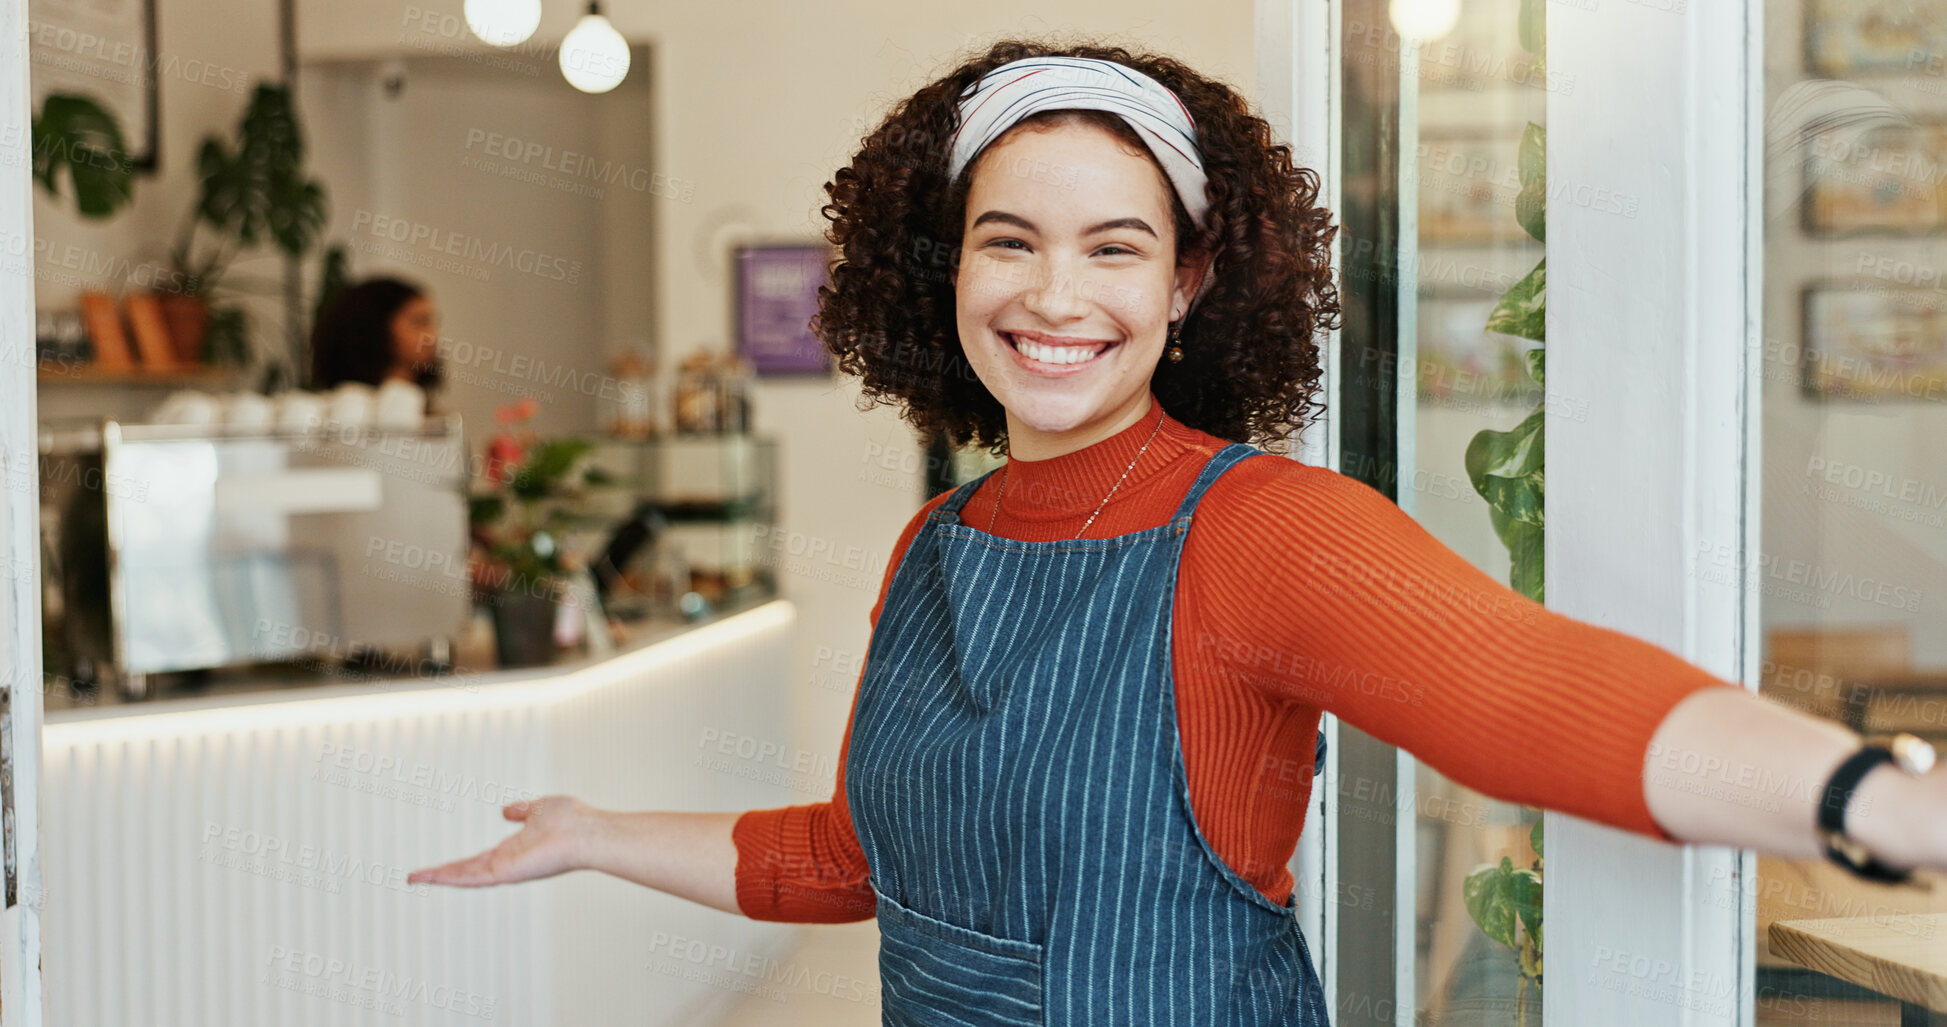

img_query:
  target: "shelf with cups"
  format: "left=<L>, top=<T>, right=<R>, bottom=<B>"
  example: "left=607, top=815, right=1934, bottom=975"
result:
left=36, top=363, right=243, bottom=388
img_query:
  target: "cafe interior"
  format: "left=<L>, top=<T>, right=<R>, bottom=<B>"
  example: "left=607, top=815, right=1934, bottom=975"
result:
left=9, top=0, right=1947, bottom=1023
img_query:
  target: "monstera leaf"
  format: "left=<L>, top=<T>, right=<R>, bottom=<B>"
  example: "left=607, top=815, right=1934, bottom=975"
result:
left=195, top=84, right=327, bottom=259
left=31, top=93, right=135, bottom=219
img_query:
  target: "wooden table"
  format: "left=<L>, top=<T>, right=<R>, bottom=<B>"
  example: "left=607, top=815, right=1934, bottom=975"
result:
left=1846, top=672, right=1947, bottom=735
left=1770, top=914, right=1947, bottom=1025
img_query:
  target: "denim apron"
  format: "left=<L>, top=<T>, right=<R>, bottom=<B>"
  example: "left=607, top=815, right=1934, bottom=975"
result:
left=844, top=441, right=1332, bottom=1027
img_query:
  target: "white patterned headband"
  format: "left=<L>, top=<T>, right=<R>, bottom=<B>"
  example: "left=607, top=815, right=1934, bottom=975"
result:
left=947, top=56, right=1216, bottom=311
left=947, top=56, right=1210, bottom=226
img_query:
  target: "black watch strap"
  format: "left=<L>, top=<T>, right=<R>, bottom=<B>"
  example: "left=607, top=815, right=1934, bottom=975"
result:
left=1817, top=745, right=1909, bottom=884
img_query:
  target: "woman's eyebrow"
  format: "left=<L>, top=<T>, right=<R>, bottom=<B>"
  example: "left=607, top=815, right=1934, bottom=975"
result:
left=970, top=210, right=1157, bottom=238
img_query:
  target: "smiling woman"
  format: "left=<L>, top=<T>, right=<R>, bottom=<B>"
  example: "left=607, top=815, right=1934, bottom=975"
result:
left=403, top=34, right=1947, bottom=1027
left=813, top=42, right=1341, bottom=461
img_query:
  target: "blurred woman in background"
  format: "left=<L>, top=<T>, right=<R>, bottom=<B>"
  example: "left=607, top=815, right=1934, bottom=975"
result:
left=309, top=275, right=444, bottom=409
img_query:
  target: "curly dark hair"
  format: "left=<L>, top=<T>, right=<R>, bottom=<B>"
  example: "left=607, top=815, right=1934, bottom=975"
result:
left=309, top=276, right=443, bottom=392
left=813, top=36, right=1341, bottom=455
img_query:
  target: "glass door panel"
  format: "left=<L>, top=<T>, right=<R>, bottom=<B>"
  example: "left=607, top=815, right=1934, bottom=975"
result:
left=1338, top=0, right=1549, bottom=1023
left=1754, top=2, right=1947, bottom=1023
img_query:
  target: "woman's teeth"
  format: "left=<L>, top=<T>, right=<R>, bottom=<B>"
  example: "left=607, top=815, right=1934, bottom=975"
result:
left=1008, top=334, right=1107, bottom=365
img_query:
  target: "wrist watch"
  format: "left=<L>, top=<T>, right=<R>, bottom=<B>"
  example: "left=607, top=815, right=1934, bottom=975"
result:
left=1816, top=732, right=1937, bottom=884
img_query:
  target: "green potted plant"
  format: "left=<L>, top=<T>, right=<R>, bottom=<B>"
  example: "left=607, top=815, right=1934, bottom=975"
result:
left=1460, top=818, right=1545, bottom=1026
left=163, top=82, right=328, bottom=368
left=31, top=92, right=137, bottom=219
left=1453, top=3, right=1548, bottom=1022
left=1448, top=0, right=1549, bottom=1021
left=468, top=398, right=613, bottom=667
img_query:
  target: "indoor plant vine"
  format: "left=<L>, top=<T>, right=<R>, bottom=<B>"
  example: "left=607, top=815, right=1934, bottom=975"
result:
left=1458, top=0, right=1547, bottom=1022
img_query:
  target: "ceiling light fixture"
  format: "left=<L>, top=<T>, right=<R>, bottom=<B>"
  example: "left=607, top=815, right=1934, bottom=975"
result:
left=463, top=0, right=542, bottom=48
left=1388, top=0, right=1462, bottom=41
left=560, top=1, right=631, bottom=94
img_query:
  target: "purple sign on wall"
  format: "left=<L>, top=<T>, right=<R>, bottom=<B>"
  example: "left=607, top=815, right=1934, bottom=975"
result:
left=735, top=244, right=833, bottom=376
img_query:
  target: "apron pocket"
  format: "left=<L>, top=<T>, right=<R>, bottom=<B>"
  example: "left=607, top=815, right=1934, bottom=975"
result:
left=870, top=881, right=1045, bottom=1027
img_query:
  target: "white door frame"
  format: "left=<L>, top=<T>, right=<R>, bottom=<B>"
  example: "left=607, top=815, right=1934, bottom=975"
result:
left=1545, top=1, right=1760, bottom=1024
left=1255, top=0, right=1342, bottom=1009
left=0, top=0, right=45, bottom=1022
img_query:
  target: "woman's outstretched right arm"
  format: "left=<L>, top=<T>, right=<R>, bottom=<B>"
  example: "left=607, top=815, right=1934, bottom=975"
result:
left=408, top=636, right=882, bottom=919
left=404, top=799, right=745, bottom=914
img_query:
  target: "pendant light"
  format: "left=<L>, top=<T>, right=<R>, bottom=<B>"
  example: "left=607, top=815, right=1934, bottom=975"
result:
left=463, top=0, right=542, bottom=47
left=560, top=1, right=631, bottom=94
left=1388, top=0, right=1462, bottom=41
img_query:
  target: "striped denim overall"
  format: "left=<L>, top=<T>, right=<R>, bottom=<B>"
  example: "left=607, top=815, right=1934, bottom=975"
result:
left=845, top=441, right=1332, bottom=1027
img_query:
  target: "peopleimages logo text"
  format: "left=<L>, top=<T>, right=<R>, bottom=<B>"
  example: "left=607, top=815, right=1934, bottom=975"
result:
left=461, top=129, right=694, bottom=201
left=349, top=209, right=583, bottom=284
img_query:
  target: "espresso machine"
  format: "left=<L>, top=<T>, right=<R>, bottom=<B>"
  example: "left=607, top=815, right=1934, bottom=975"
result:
left=39, top=415, right=472, bottom=698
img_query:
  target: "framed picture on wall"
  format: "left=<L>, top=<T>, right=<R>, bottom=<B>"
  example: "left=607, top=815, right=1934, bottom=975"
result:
left=27, top=0, right=160, bottom=172
left=1801, top=284, right=1947, bottom=400
left=1417, top=131, right=1527, bottom=245
left=1804, top=0, right=1947, bottom=77
left=1802, top=121, right=1947, bottom=236
left=734, top=243, right=833, bottom=377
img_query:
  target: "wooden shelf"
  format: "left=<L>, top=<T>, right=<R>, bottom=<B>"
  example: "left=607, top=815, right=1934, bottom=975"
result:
left=37, top=364, right=241, bottom=388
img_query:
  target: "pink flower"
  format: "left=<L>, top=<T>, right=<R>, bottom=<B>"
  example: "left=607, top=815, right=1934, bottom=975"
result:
left=494, top=396, right=540, bottom=426
left=484, top=433, right=524, bottom=484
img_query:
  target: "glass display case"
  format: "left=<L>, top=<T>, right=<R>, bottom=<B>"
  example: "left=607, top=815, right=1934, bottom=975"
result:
left=583, top=433, right=779, bottom=620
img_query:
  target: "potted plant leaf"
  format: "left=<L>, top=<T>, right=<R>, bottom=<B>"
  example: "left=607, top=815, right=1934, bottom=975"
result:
left=468, top=398, right=613, bottom=667
left=30, top=92, right=137, bottom=219
left=163, top=82, right=328, bottom=368
left=1461, top=818, right=1545, bottom=1026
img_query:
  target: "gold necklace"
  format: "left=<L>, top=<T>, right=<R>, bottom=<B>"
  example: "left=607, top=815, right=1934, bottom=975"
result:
left=986, top=414, right=1165, bottom=540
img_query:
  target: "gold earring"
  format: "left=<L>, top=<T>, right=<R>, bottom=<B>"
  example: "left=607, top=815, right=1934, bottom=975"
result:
left=1165, top=319, right=1184, bottom=363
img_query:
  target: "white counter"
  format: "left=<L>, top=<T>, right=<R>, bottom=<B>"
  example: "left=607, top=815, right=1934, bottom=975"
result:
left=41, top=600, right=805, bottom=1026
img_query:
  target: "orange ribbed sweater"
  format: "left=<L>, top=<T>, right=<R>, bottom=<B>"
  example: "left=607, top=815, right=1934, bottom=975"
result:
left=731, top=393, right=1740, bottom=922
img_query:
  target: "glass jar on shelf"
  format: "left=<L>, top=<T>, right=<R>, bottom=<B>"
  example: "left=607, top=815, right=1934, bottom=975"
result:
left=673, top=347, right=721, bottom=434
left=718, top=355, right=753, bottom=434
left=602, top=347, right=658, bottom=439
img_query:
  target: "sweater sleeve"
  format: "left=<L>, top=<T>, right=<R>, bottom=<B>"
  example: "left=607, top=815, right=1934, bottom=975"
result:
left=1184, top=458, right=1744, bottom=843
left=730, top=491, right=955, bottom=922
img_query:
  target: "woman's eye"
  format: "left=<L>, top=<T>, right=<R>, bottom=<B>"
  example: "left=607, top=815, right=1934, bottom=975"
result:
left=984, top=240, right=1135, bottom=256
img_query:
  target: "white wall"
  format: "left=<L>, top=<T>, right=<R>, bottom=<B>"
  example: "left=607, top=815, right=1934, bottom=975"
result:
left=297, top=52, right=636, bottom=442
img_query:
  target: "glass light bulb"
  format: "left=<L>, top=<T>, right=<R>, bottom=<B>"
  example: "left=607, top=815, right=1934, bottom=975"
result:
left=1388, top=0, right=1463, bottom=41
left=559, top=12, right=631, bottom=94
left=464, top=0, right=542, bottom=48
